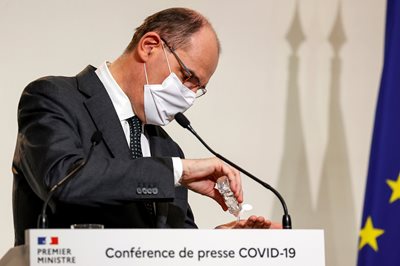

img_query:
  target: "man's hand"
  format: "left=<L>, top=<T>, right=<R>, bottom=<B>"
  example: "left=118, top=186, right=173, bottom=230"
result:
left=215, top=216, right=283, bottom=229
left=180, top=157, right=242, bottom=210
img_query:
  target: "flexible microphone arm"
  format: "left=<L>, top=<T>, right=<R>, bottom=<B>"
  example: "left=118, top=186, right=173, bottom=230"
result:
left=37, top=131, right=103, bottom=228
left=174, top=113, right=292, bottom=229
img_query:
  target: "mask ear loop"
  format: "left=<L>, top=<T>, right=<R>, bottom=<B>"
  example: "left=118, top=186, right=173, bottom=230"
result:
left=162, top=43, right=172, bottom=74
left=143, top=63, right=149, bottom=84
left=143, top=43, right=171, bottom=84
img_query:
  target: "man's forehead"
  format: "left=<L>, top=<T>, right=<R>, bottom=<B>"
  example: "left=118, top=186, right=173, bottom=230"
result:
left=184, top=27, right=219, bottom=82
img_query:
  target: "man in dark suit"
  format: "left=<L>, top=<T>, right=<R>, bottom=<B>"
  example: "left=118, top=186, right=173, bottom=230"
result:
left=12, top=7, right=274, bottom=246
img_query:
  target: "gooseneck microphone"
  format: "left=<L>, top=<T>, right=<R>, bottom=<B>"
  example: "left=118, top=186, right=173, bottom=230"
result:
left=174, top=112, right=292, bottom=229
left=37, top=131, right=103, bottom=228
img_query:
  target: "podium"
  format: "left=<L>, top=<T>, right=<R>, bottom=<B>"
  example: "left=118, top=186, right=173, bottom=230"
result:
left=1, top=229, right=325, bottom=265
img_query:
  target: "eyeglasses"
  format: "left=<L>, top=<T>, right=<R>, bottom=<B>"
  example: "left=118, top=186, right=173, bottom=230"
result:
left=161, top=38, right=207, bottom=98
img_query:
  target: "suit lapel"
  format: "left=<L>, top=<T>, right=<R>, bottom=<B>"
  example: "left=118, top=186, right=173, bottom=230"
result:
left=146, top=125, right=162, bottom=156
left=145, top=125, right=183, bottom=158
left=76, top=66, right=131, bottom=159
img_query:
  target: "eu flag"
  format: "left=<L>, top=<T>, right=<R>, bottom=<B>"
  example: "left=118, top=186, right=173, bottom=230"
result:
left=357, top=0, right=400, bottom=265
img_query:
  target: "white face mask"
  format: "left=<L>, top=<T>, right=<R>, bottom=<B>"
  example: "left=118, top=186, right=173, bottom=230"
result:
left=143, top=46, right=196, bottom=126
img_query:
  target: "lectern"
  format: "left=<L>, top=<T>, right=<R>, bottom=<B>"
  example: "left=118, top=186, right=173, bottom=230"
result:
left=0, top=229, right=325, bottom=265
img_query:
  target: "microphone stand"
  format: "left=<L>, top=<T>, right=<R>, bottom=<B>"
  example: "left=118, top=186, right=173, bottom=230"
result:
left=37, top=132, right=102, bottom=228
left=175, top=113, right=292, bottom=229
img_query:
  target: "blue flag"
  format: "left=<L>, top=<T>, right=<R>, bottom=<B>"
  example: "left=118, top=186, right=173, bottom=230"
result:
left=357, top=0, right=400, bottom=265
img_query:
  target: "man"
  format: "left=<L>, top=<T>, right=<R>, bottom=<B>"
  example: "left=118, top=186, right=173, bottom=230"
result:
left=12, top=7, right=274, bottom=246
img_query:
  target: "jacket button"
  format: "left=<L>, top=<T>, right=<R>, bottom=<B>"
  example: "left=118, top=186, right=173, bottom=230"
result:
left=152, top=188, right=158, bottom=194
left=136, top=188, right=142, bottom=195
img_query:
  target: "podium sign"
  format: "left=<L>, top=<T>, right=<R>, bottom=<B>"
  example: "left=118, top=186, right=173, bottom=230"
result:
left=26, top=229, right=325, bottom=266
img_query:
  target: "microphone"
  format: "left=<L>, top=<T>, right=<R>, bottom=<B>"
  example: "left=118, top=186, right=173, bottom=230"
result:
left=175, top=112, right=292, bottom=229
left=37, top=131, right=103, bottom=228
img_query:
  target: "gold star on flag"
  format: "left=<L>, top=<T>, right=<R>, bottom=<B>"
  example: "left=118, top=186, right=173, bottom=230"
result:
left=387, top=173, right=400, bottom=203
left=359, top=216, right=384, bottom=252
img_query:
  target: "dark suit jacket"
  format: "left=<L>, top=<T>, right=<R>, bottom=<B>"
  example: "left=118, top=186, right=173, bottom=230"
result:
left=12, top=66, right=197, bottom=245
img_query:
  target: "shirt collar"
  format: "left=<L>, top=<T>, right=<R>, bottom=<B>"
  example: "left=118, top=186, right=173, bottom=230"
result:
left=95, top=61, right=134, bottom=121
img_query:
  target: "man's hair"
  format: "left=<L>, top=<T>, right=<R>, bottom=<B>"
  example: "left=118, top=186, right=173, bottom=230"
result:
left=125, top=7, right=219, bottom=53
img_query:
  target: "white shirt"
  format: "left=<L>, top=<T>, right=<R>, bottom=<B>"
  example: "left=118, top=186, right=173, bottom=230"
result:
left=95, top=61, right=182, bottom=185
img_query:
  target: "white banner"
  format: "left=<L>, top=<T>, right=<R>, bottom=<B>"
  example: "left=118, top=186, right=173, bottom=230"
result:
left=26, top=229, right=325, bottom=266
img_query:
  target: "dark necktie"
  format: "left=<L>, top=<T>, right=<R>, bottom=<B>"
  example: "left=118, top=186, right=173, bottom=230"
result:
left=127, top=116, right=143, bottom=159
left=127, top=116, right=155, bottom=218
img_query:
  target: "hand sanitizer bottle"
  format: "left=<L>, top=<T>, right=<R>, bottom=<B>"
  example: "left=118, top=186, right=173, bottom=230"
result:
left=216, top=177, right=242, bottom=218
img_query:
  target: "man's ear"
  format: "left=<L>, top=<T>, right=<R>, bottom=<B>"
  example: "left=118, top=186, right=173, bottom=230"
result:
left=137, top=32, right=162, bottom=62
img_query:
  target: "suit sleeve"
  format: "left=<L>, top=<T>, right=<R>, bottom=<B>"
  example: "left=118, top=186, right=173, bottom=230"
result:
left=14, top=78, right=176, bottom=207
